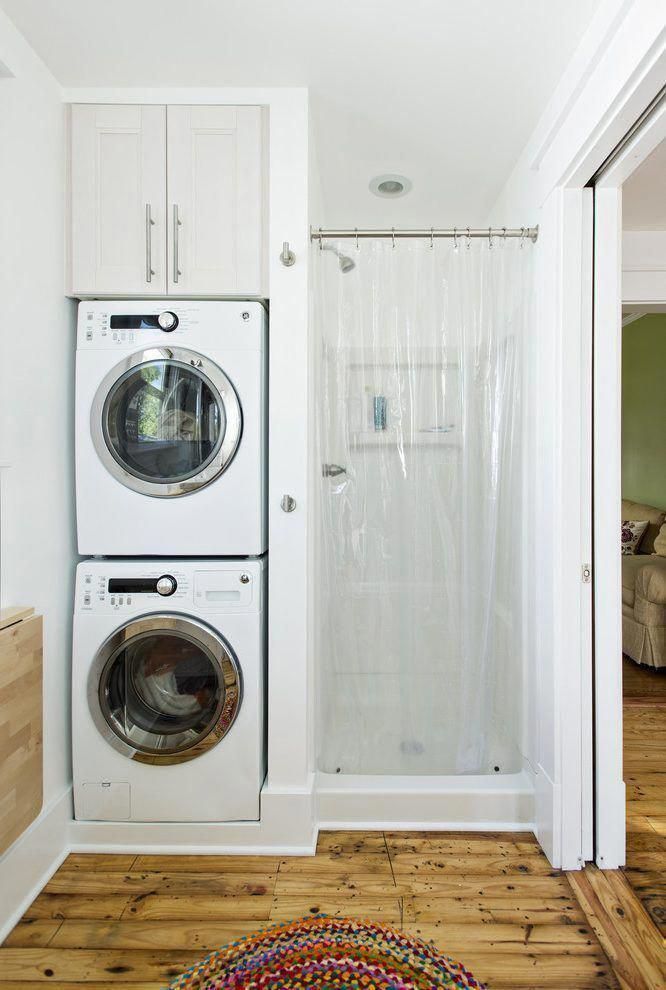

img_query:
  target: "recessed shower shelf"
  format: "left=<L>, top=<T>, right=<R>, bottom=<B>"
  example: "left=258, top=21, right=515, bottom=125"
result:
left=350, top=429, right=461, bottom=449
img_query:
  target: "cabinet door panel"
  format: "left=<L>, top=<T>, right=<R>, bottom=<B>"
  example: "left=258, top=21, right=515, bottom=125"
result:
left=167, top=106, right=265, bottom=296
left=70, top=105, right=166, bottom=295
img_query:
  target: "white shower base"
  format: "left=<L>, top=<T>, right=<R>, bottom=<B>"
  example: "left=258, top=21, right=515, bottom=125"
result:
left=316, top=770, right=534, bottom=831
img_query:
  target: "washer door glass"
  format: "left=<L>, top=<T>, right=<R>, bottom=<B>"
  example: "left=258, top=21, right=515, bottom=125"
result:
left=94, top=618, right=242, bottom=764
left=104, top=360, right=225, bottom=484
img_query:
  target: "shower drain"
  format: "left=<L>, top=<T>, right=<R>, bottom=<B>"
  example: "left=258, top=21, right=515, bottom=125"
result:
left=400, top=739, right=425, bottom=755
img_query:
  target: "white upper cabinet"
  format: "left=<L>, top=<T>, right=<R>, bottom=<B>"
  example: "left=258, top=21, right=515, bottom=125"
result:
left=167, top=106, right=265, bottom=296
left=69, top=104, right=266, bottom=298
left=70, top=105, right=167, bottom=296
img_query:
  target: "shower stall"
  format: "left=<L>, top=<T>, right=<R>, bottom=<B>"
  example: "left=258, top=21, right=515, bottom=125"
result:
left=313, top=230, right=535, bottom=827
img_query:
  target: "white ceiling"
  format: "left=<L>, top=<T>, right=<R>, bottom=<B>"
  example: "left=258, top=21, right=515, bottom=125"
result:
left=0, top=0, right=601, bottom=225
left=623, top=138, right=666, bottom=230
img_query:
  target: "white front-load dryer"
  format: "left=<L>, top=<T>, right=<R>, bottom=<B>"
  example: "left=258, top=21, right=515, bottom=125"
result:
left=76, top=301, right=266, bottom=556
left=72, top=558, right=266, bottom=822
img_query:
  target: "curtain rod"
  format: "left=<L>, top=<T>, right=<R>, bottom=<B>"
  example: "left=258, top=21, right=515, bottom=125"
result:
left=311, top=226, right=538, bottom=243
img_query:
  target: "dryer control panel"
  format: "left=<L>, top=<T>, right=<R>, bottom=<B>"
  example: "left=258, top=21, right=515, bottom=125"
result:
left=77, top=300, right=266, bottom=349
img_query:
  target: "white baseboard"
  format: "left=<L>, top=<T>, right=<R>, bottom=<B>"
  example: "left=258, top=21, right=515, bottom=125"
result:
left=68, top=782, right=317, bottom=855
left=0, top=787, right=72, bottom=943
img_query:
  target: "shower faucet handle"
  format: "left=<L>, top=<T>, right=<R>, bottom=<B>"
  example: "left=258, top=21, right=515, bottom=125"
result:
left=322, top=463, right=347, bottom=478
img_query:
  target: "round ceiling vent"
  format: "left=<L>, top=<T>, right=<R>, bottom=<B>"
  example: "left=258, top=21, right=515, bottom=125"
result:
left=369, top=174, right=412, bottom=198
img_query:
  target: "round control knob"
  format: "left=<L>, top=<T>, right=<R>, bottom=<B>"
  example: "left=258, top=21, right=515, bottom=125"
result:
left=156, top=575, right=177, bottom=596
left=158, top=311, right=178, bottom=332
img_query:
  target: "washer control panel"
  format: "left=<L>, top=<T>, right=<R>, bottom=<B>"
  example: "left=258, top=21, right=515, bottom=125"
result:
left=79, top=570, right=190, bottom=611
left=77, top=565, right=259, bottom=612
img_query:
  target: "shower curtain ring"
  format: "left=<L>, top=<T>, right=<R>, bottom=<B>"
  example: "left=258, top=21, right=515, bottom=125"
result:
left=430, top=227, right=434, bottom=249
left=520, top=226, right=525, bottom=248
left=355, top=227, right=359, bottom=251
left=502, top=226, right=507, bottom=244
left=453, top=227, right=458, bottom=252
left=466, top=227, right=471, bottom=249
left=391, top=227, right=396, bottom=249
left=488, top=227, right=493, bottom=250
left=318, top=227, right=323, bottom=250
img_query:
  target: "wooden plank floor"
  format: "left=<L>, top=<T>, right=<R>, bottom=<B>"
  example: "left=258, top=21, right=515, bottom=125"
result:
left=623, top=656, right=666, bottom=937
left=0, top=659, right=663, bottom=988
left=0, top=831, right=621, bottom=989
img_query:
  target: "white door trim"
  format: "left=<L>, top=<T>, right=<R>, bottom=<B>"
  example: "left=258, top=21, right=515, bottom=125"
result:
left=592, top=185, right=626, bottom=869
left=491, top=8, right=665, bottom=868
left=591, top=92, right=666, bottom=868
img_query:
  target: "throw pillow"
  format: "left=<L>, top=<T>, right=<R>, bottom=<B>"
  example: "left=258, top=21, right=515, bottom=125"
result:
left=621, top=519, right=649, bottom=555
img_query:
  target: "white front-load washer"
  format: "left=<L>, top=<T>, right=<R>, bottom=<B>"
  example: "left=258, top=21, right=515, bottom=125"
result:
left=76, top=300, right=267, bottom=556
left=72, top=557, right=266, bottom=822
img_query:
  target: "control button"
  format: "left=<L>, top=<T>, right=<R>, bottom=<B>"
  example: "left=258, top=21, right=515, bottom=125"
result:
left=127, top=596, right=132, bottom=605
left=86, top=330, right=93, bottom=341
left=118, top=596, right=124, bottom=605
left=83, top=594, right=91, bottom=605
left=110, top=596, right=116, bottom=606
left=156, top=575, right=177, bottom=596
left=158, top=311, right=179, bottom=332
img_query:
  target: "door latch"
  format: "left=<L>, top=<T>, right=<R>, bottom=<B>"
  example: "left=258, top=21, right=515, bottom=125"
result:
left=582, top=564, right=592, bottom=584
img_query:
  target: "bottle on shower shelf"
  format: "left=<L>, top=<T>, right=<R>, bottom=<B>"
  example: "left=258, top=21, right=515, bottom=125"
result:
left=373, top=395, right=387, bottom=431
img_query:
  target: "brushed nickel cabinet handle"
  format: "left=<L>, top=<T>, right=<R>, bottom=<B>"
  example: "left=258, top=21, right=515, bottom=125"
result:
left=145, top=203, right=155, bottom=283
left=173, top=204, right=182, bottom=284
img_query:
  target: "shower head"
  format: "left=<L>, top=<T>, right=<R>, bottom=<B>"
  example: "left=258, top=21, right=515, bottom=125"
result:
left=321, top=242, right=356, bottom=273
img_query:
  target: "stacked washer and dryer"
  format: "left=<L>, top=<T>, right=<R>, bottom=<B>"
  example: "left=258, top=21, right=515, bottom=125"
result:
left=72, top=301, right=268, bottom=822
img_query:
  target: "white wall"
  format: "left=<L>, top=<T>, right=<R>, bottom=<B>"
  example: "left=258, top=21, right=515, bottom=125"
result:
left=0, top=5, right=75, bottom=893
left=622, top=229, right=666, bottom=303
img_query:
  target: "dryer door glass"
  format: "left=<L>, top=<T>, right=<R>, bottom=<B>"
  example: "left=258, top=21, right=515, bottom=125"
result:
left=95, top=619, right=242, bottom=764
left=92, top=349, right=243, bottom=497
left=105, top=360, right=224, bottom=483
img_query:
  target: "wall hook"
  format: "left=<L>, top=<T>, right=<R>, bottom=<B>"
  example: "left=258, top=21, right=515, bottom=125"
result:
left=280, top=241, right=296, bottom=267
left=281, top=494, right=297, bottom=513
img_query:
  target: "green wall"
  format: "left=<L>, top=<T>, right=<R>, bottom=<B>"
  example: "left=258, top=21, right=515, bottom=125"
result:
left=622, top=314, right=666, bottom=511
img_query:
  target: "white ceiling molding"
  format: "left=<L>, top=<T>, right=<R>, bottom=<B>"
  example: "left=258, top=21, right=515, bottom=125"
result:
left=623, top=138, right=666, bottom=229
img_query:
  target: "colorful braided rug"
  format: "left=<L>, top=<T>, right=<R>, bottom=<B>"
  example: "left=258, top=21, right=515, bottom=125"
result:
left=167, top=915, right=486, bottom=989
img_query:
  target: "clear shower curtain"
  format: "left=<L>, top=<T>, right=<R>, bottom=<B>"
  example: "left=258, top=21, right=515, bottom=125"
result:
left=315, top=236, right=533, bottom=775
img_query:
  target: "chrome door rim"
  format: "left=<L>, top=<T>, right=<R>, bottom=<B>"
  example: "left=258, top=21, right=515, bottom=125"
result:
left=91, top=346, right=243, bottom=498
left=88, top=613, right=243, bottom=765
